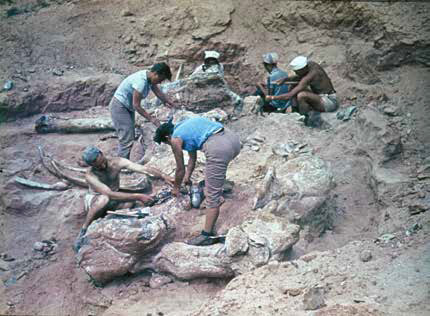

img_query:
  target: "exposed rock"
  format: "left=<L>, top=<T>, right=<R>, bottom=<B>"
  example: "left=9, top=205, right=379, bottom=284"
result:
left=153, top=242, right=233, bottom=280
left=353, top=106, right=403, bottom=165
left=359, top=250, right=373, bottom=262
left=146, top=74, right=238, bottom=113
left=303, top=286, right=325, bottom=310
left=3, top=80, right=14, bottom=91
left=3, top=74, right=122, bottom=121
left=149, top=273, right=173, bottom=289
left=241, top=96, right=259, bottom=116
left=77, top=214, right=169, bottom=284
left=154, top=212, right=299, bottom=280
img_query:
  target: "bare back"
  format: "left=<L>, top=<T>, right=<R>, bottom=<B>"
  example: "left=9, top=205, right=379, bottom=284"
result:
left=306, top=61, right=335, bottom=95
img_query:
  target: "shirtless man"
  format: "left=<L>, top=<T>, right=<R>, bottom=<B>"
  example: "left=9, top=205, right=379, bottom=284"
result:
left=266, top=56, right=338, bottom=124
left=73, top=146, right=173, bottom=252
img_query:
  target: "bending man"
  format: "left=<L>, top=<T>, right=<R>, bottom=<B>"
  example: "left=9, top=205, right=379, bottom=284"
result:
left=154, top=117, right=241, bottom=246
left=73, top=146, right=173, bottom=252
left=110, top=62, right=178, bottom=160
left=266, top=56, right=338, bottom=124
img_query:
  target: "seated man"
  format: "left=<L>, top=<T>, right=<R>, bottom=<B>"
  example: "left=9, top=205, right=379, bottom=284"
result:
left=154, top=117, right=241, bottom=246
left=255, top=52, right=291, bottom=113
left=191, top=50, right=242, bottom=110
left=190, top=50, right=225, bottom=77
left=266, top=56, right=338, bottom=125
left=73, top=146, right=173, bottom=252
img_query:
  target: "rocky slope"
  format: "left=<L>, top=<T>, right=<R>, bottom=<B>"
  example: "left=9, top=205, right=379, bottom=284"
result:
left=0, top=1, right=429, bottom=315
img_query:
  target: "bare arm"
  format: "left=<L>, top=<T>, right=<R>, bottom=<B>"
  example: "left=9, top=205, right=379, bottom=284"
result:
left=118, top=158, right=174, bottom=184
left=170, top=138, right=185, bottom=195
left=270, top=72, right=314, bottom=101
left=257, top=83, right=267, bottom=96
left=151, top=84, right=176, bottom=108
left=86, top=171, right=150, bottom=202
left=184, top=151, right=197, bottom=185
left=132, top=89, right=160, bottom=127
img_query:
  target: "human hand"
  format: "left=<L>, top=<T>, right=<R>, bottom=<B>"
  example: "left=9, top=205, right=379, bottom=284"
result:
left=274, top=78, right=286, bottom=85
left=172, top=186, right=180, bottom=197
left=152, top=118, right=161, bottom=128
left=183, top=177, right=192, bottom=186
left=138, top=194, right=154, bottom=204
left=164, top=175, right=175, bottom=186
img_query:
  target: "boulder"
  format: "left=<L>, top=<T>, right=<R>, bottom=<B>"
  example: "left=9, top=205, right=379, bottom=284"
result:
left=353, top=106, right=403, bottom=165
left=153, top=242, right=234, bottom=280
left=77, top=214, right=168, bottom=284
left=146, top=74, right=237, bottom=113
left=254, top=155, right=334, bottom=241
left=153, top=212, right=300, bottom=280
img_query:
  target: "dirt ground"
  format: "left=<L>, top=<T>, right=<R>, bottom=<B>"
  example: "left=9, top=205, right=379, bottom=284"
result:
left=0, top=1, right=429, bottom=315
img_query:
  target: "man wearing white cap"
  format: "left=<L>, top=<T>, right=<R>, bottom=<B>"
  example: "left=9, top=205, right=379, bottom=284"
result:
left=255, top=52, right=291, bottom=113
left=191, top=50, right=242, bottom=109
left=191, top=51, right=225, bottom=77
left=266, top=55, right=338, bottom=124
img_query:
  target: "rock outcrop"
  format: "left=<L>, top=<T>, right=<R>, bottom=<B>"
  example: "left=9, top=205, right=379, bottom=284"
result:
left=77, top=214, right=169, bottom=285
left=154, top=211, right=300, bottom=280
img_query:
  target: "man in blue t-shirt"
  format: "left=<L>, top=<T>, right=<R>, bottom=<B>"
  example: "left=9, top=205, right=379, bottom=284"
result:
left=154, top=117, right=241, bottom=246
left=109, top=62, right=179, bottom=160
left=255, top=52, right=291, bottom=114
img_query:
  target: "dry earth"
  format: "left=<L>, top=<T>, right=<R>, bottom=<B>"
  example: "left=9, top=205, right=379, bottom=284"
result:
left=0, top=1, right=429, bottom=315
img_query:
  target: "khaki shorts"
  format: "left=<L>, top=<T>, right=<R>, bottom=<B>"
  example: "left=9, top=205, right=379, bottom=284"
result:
left=84, top=193, right=122, bottom=212
left=202, top=128, right=241, bottom=208
left=320, top=93, right=339, bottom=112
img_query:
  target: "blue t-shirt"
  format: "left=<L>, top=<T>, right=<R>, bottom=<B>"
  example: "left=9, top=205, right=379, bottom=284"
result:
left=172, top=117, right=223, bottom=152
left=113, top=70, right=152, bottom=111
left=268, top=67, right=291, bottom=109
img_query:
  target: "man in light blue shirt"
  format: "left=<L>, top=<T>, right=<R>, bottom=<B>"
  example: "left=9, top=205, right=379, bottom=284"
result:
left=109, top=62, right=179, bottom=160
left=154, top=117, right=241, bottom=246
left=255, top=53, right=291, bottom=114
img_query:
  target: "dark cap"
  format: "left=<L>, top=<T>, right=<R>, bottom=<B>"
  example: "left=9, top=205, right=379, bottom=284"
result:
left=82, top=146, right=101, bottom=165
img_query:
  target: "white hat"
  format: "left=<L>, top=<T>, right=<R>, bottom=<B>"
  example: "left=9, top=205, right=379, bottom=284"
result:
left=290, top=56, right=308, bottom=71
left=262, top=52, right=279, bottom=64
left=204, top=51, right=220, bottom=60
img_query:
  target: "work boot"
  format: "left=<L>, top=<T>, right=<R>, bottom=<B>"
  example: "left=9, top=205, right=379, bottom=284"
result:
left=73, top=228, right=87, bottom=253
left=187, top=231, right=218, bottom=246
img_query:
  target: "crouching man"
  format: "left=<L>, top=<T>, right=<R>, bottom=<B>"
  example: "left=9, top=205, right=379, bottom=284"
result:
left=267, top=55, right=338, bottom=125
left=154, top=117, right=241, bottom=246
left=73, top=146, right=173, bottom=252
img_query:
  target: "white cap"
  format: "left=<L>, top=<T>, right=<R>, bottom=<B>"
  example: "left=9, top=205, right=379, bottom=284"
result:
left=204, top=51, right=220, bottom=60
left=262, top=52, right=279, bottom=64
left=290, top=56, right=308, bottom=71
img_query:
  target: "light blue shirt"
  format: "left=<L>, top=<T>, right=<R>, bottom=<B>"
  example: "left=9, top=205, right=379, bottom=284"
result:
left=268, top=67, right=291, bottom=109
left=113, top=70, right=152, bottom=111
left=172, top=117, right=223, bottom=152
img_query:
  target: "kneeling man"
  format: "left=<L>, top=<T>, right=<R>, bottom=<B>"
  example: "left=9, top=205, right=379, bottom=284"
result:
left=74, top=146, right=173, bottom=252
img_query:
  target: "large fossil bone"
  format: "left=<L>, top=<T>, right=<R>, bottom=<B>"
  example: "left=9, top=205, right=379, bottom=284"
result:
left=15, top=176, right=71, bottom=190
left=35, top=115, right=115, bottom=134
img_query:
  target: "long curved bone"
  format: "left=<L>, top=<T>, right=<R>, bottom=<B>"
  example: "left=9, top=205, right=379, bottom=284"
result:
left=37, top=146, right=153, bottom=192
left=15, top=177, right=71, bottom=190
